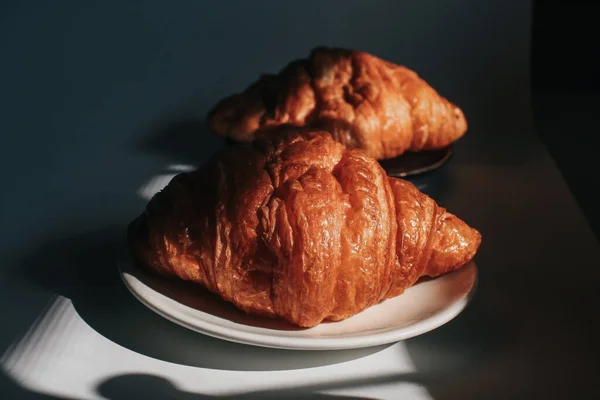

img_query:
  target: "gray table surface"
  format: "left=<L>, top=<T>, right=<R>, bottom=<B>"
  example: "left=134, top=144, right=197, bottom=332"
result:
left=1, top=1, right=599, bottom=399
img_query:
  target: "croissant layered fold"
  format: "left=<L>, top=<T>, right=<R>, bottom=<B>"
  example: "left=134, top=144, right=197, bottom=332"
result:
left=128, top=131, right=481, bottom=327
left=207, top=47, right=468, bottom=160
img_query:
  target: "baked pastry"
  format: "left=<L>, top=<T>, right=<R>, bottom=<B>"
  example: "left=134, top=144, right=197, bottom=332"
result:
left=128, top=131, right=481, bottom=328
left=207, top=47, right=467, bottom=160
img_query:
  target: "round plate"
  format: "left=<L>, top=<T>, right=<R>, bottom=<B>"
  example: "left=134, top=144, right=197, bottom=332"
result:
left=379, top=145, right=453, bottom=178
left=119, top=258, right=477, bottom=350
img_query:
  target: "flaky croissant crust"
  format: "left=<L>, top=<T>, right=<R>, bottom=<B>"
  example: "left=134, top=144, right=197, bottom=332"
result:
left=128, top=131, right=481, bottom=327
left=208, top=47, right=468, bottom=160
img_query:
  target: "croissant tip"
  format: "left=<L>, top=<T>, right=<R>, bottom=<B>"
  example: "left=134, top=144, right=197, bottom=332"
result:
left=424, top=214, right=482, bottom=278
left=456, top=109, right=468, bottom=135
left=466, top=227, right=483, bottom=264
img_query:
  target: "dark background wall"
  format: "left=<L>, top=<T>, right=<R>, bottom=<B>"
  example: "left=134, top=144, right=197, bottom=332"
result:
left=532, top=1, right=600, bottom=93
left=531, top=1, right=600, bottom=240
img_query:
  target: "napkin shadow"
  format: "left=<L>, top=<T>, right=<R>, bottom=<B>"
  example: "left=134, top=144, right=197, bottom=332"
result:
left=14, top=226, right=391, bottom=371
left=96, top=372, right=412, bottom=400
left=0, top=369, right=386, bottom=399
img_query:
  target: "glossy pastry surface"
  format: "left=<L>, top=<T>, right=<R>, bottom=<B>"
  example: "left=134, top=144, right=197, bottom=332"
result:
left=208, top=47, right=467, bottom=160
left=128, top=131, right=481, bottom=327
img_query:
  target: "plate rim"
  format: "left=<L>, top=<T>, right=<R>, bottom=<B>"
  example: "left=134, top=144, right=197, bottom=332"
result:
left=119, top=258, right=477, bottom=351
left=382, top=145, right=454, bottom=178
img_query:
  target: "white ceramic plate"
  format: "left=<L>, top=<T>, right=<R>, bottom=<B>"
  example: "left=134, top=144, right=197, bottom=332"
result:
left=119, top=258, right=477, bottom=350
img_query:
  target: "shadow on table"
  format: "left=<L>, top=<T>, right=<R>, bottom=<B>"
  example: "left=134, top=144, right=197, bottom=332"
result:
left=97, top=372, right=391, bottom=399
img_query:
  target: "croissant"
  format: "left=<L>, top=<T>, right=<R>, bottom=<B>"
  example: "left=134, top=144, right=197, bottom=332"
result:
left=128, top=130, right=481, bottom=328
left=207, top=47, right=467, bottom=160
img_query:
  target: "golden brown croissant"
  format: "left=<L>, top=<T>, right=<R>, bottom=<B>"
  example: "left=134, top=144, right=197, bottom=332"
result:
left=128, top=131, right=481, bottom=328
left=207, top=47, right=468, bottom=160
